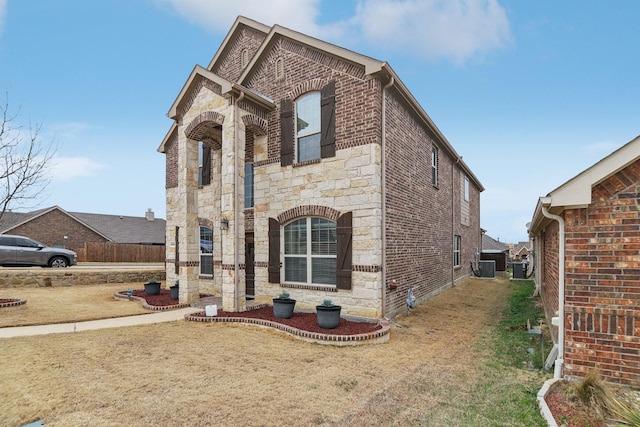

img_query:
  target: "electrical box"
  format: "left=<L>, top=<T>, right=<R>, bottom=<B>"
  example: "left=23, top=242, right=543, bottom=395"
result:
left=479, top=260, right=495, bottom=278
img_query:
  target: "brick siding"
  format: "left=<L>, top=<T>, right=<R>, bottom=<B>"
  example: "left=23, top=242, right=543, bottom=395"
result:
left=544, top=158, right=640, bottom=385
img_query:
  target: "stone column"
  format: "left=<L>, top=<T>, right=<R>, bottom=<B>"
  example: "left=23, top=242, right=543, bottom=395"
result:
left=177, top=131, right=200, bottom=304
left=220, top=97, right=246, bottom=312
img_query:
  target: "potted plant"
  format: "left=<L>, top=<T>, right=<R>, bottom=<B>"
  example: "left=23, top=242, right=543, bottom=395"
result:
left=170, top=280, right=179, bottom=300
left=316, top=299, right=342, bottom=329
left=272, top=291, right=296, bottom=319
left=144, top=278, right=161, bottom=296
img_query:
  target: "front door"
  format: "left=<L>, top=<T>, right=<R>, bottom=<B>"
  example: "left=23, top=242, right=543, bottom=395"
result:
left=245, top=233, right=255, bottom=299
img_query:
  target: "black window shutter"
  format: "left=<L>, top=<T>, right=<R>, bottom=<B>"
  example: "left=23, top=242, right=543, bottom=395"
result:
left=202, top=143, right=211, bottom=185
left=280, top=99, right=294, bottom=166
left=320, top=80, right=336, bottom=158
left=336, top=211, right=352, bottom=289
left=268, top=218, right=281, bottom=283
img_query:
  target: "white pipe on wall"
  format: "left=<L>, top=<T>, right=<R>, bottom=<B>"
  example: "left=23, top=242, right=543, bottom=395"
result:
left=541, top=205, right=565, bottom=379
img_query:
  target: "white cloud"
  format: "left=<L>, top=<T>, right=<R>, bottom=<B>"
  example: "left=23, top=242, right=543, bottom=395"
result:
left=154, top=0, right=512, bottom=64
left=348, top=0, right=512, bottom=64
left=0, top=0, right=6, bottom=36
left=48, top=122, right=91, bottom=141
left=50, top=157, right=104, bottom=182
left=154, top=0, right=325, bottom=36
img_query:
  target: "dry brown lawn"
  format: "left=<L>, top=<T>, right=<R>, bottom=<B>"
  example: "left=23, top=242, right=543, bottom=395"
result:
left=0, top=277, right=540, bottom=426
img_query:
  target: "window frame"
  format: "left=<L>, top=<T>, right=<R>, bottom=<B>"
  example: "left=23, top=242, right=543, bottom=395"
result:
left=464, top=176, right=470, bottom=202
left=199, top=226, right=213, bottom=276
left=431, top=146, right=439, bottom=187
left=453, top=235, right=461, bottom=268
left=295, top=92, right=322, bottom=163
left=244, top=163, right=254, bottom=209
left=282, top=217, right=337, bottom=286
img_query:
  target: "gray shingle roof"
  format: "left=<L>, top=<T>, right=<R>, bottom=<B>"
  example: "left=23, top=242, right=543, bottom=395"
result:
left=0, top=207, right=165, bottom=244
left=482, top=234, right=509, bottom=252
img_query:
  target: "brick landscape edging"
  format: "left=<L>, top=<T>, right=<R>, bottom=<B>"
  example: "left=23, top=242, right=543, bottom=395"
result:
left=185, top=311, right=391, bottom=346
left=113, top=291, right=192, bottom=311
left=0, top=298, right=27, bottom=308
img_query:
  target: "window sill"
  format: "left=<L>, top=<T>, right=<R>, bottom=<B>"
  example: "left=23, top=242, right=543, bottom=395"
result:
left=293, top=158, right=321, bottom=168
left=281, top=283, right=337, bottom=292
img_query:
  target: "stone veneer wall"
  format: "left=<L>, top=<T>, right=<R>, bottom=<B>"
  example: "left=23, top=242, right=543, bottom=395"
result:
left=0, top=269, right=165, bottom=288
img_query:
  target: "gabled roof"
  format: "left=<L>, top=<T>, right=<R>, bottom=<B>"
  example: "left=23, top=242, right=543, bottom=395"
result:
left=0, top=206, right=165, bottom=244
left=206, top=16, right=271, bottom=71
left=162, top=15, right=484, bottom=192
left=514, top=241, right=531, bottom=255
left=482, top=233, right=509, bottom=252
left=70, top=211, right=165, bottom=245
left=530, top=135, right=640, bottom=233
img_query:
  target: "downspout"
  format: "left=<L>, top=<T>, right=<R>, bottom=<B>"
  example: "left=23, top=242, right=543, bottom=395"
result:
left=381, top=76, right=394, bottom=319
left=541, top=205, right=565, bottom=379
left=234, top=91, right=245, bottom=312
left=453, top=156, right=461, bottom=286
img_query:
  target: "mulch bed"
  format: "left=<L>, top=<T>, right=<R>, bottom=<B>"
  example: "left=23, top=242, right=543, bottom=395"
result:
left=190, top=306, right=382, bottom=335
left=544, top=380, right=605, bottom=427
left=124, top=289, right=382, bottom=335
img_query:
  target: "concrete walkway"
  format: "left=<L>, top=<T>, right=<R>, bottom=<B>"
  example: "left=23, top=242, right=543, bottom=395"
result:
left=0, top=307, right=201, bottom=339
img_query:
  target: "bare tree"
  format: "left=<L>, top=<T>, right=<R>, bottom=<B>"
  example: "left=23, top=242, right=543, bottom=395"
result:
left=0, top=92, right=57, bottom=221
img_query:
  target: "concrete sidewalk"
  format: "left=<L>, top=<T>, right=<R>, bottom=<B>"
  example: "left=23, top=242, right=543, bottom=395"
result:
left=0, top=307, right=201, bottom=339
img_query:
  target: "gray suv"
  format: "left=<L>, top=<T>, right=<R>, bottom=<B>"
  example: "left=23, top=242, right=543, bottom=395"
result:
left=0, top=234, right=78, bottom=268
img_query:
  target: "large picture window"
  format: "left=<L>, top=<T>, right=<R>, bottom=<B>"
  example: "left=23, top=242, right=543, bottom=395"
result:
left=200, top=226, right=213, bottom=275
left=284, top=217, right=336, bottom=285
left=295, top=92, right=321, bottom=162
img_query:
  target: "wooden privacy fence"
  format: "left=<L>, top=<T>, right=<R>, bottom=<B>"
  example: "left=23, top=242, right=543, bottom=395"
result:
left=74, top=242, right=166, bottom=263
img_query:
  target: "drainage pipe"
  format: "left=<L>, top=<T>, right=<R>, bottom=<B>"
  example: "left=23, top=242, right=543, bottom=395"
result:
left=381, top=75, right=394, bottom=318
left=234, top=90, right=245, bottom=312
left=541, top=205, right=565, bottom=379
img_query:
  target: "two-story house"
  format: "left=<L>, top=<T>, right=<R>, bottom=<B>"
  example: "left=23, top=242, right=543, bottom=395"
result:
left=158, top=16, right=483, bottom=319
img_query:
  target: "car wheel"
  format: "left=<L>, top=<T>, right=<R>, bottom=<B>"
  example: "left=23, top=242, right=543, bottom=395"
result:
left=49, top=256, right=69, bottom=268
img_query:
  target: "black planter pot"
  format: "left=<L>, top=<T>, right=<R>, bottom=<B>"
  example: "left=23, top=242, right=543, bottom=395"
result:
left=316, top=305, right=342, bottom=329
left=144, top=281, right=161, bottom=296
left=170, top=285, right=179, bottom=300
left=272, top=298, right=296, bottom=319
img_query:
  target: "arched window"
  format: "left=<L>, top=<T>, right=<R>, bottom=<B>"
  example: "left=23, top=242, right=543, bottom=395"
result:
left=284, top=217, right=336, bottom=285
left=200, top=226, right=213, bottom=275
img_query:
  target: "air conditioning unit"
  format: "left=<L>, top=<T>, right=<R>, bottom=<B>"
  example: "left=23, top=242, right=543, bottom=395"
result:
left=478, top=260, right=495, bottom=278
left=512, top=262, right=526, bottom=279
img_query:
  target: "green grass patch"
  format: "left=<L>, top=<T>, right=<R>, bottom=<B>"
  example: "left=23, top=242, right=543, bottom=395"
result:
left=459, top=279, right=550, bottom=426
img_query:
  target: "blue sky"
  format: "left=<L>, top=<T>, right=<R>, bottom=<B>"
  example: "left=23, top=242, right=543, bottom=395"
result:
left=0, top=0, right=638, bottom=244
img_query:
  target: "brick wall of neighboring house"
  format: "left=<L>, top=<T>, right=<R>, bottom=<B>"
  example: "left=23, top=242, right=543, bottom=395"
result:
left=561, top=160, right=640, bottom=385
left=8, top=209, right=107, bottom=251
left=540, top=220, right=561, bottom=344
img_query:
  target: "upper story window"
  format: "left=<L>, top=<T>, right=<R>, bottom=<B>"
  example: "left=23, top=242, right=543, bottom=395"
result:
left=244, top=163, right=254, bottom=208
left=296, top=92, right=321, bottom=162
left=283, top=217, right=337, bottom=286
left=431, top=146, right=439, bottom=187
left=200, top=226, right=213, bottom=275
left=198, top=141, right=211, bottom=186
left=464, top=176, right=470, bottom=201
left=279, top=81, right=335, bottom=166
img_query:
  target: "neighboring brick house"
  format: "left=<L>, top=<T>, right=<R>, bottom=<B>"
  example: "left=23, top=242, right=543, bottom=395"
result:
left=528, top=135, right=640, bottom=385
left=0, top=206, right=165, bottom=256
left=511, top=241, right=532, bottom=261
left=158, top=16, right=484, bottom=318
